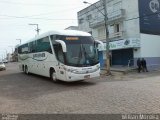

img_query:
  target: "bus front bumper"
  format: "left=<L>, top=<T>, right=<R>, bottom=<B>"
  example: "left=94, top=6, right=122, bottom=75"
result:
left=65, top=69, right=100, bottom=82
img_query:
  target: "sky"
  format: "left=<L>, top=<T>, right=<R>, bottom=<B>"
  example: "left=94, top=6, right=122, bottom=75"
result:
left=0, top=0, right=99, bottom=58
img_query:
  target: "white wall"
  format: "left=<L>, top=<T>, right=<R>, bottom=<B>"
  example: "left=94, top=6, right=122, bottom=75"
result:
left=77, top=1, right=103, bottom=33
left=123, top=0, right=141, bottom=59
left=133, top=48, right=141, bottom=58
left=133, top=34, right=160, bottom=58
left=105, top=0, right=140, bottom=40
left=78, top=0, right=141, bottom=40
left=92, top=26, right=106, bottom=40
left=122, top=0, right=140, bottom=38
left=140, top=34, right=160, bottom=57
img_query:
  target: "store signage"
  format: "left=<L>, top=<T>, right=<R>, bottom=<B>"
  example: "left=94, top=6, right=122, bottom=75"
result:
left=103, top=38, right=140, bottom=50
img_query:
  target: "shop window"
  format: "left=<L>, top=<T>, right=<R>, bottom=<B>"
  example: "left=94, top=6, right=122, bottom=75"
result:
left=115, top=24, right=120, bottom=32
left=87, top=15, right=92, bottom=21
left=79, top=18, right=84, bottom=24
left=29, top=41, right=36, bottom=53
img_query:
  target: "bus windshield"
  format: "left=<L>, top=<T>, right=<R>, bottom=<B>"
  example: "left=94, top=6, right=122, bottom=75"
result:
left=53, top=35, right=99, bottom=67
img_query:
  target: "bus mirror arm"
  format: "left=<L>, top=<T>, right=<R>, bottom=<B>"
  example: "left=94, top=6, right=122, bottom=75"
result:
left=95, top=40, right=105, bottom=51
left=55, top=40, right=67, bottom=52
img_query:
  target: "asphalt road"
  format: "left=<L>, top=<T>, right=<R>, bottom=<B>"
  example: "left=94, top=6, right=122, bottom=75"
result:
left=0, top=62, right=160, bottom=114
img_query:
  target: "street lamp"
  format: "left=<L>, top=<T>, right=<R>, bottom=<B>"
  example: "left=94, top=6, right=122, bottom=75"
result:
left=83, top=1, right=105, bottom=16
left=83, top=0, right=111, bottom=75
left=29, top=23, right=40, bottom=35
left=16, top=39, right=21, bottom=45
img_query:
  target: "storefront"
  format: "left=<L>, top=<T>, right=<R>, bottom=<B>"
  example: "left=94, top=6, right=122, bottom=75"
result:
left=112, top=48, right=133, bottom=66
left=103, top=38, right=140, bottom=66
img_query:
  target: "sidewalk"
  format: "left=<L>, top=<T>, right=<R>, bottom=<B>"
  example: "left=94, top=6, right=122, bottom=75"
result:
left=100, top=68, right=160, bottom=81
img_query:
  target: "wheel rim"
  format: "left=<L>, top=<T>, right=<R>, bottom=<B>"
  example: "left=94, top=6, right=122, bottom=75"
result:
left=52, top=72, right=57, bottom=82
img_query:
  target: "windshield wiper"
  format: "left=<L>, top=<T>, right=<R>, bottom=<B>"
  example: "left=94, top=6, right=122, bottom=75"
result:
left=76, top=45, right=83, bottom=67
left=82, top=44, right=91, bottom=65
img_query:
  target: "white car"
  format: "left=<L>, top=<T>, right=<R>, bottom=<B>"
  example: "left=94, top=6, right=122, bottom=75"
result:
left=0, top=62, right=6, bottom=70
left=2, top=59, right=8, bottom=63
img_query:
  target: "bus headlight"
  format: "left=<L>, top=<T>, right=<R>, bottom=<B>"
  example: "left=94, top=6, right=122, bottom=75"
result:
left=63, top=67, right=76, bottom=72
left=96, top=64, right=100, bottom=69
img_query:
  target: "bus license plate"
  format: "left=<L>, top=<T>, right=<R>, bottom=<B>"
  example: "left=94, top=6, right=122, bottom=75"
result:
left=84, top=75, right=90, bottom=79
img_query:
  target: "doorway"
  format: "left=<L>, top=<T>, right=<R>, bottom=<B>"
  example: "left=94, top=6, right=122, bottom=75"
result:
left=112, top=49, right=133, bottom=66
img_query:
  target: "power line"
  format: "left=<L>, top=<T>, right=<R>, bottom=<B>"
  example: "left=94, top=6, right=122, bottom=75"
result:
left=0, top=16, right=77, bottom=21
left=0, top=0, right=80, bottom=7
left=81, top=10, right=160, bottom=23
left=0, top=14, right=78, bottom=20
left=23, top=6, right=85, bottom=18
left=0, top=10, right=159, bottom=22
left=0, top=5, right=85, bottom=20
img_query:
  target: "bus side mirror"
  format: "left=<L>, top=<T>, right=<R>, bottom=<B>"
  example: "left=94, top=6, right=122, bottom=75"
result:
left=55, top=40, right=67, bottom=52
left=95, top=40, right=105, bottom=51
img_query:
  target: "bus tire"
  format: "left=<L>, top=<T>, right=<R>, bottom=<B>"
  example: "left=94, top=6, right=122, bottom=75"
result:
left=50, top=69, right=57, bottom=82
left=25, top=66, right=29, bottom=74
left=22, top=65, right=25, bottom=72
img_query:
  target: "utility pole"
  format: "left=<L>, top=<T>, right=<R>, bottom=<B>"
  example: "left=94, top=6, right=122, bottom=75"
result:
left=103, top=0, right=111, bottom=75
left=83, top=0, right=111, bottom=75
left=29, top=23, right=40, bottom=35
left=5, top=49, right=7, bottom=59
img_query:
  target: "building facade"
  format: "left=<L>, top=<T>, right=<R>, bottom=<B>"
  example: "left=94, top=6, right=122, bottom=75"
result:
left=78, top=0, right=160, bottom=69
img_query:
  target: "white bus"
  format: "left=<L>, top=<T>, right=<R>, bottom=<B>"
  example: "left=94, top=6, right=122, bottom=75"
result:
left=18, top=30, right=104, bottom=82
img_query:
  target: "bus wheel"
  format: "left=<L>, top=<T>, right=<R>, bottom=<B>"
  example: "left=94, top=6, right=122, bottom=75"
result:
left=50, top=70, right=57, bottom=82
left=25, top=66, right=29, bottom=74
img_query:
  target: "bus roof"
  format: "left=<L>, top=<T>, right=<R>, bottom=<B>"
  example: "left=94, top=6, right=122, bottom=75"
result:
left=20, top=30, right=91, bottom=46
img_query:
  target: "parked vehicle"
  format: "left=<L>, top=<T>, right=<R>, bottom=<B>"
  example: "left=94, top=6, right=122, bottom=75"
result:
left=0, top=62, right=6, bottom=70
left=2, top=59, right=8, bottom=63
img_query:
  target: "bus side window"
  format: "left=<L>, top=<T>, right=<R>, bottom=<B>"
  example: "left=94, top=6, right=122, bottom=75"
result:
left=36, top=37, right=52, bottom=53
left=18, top=46, right=22, bottom=54
left=29, top=41, right=36, bottom=53
left=21, top=43, right=29, bottom=54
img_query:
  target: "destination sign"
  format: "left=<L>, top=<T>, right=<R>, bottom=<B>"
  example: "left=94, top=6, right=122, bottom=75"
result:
left=66, top=37, right=79, bottom=40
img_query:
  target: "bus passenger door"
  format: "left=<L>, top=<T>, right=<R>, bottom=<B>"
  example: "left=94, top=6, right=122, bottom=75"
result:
left=53, top=43, right=67, bottom=80
left=56, top=62, right=66, bottom=80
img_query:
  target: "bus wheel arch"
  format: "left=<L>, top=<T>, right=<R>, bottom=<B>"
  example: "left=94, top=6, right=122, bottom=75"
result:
left=50, top=68, right=57, bottom=82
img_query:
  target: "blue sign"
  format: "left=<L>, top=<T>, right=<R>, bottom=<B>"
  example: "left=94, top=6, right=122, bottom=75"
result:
left=139, top=0, right=160, bottom=35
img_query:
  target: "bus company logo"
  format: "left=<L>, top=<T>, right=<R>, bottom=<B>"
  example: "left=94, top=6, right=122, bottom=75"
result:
left=33, top=53, right=45, bottom=58
left=82, top=67, right=92, bottom=70
left=124, top=40, right=130, bottom=46
left=149, top=0, right=160, bottom=13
